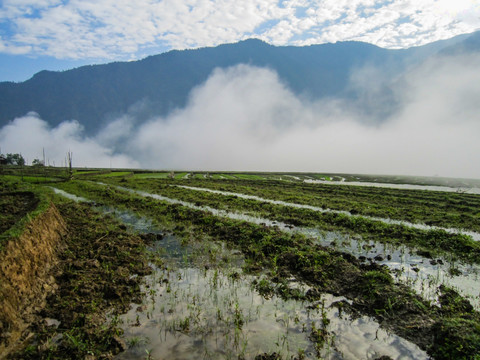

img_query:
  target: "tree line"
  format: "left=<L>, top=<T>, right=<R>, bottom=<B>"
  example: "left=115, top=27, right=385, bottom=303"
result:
left=0, top=153, right=25, bottom=166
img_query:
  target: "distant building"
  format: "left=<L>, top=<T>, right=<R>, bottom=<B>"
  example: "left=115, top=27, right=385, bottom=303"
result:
left=0, top=155, right=7, bottom=165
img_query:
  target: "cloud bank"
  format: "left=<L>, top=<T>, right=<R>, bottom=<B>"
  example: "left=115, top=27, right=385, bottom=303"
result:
left=0, top=113, right=138, bottom=168
left=1, top=0, right=479, bottom=60
left=1, top=53, right=480, bottom=179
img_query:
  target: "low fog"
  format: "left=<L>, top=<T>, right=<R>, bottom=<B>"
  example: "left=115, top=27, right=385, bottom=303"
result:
left=1, top=53, right=480, bottom=179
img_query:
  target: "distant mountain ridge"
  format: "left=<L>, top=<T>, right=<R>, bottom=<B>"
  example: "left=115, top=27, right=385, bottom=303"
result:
left=0, top=32, right=479, bottom=134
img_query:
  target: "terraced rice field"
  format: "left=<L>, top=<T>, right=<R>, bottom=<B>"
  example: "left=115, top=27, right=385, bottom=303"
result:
left=3, top=171, right=480, bottom=359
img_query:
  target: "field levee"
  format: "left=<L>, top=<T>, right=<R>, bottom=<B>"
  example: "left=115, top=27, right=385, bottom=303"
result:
left=0, top=202, right=66, bottom=359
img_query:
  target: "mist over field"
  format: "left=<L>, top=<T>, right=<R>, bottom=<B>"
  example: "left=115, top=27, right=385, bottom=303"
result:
left=1, top=53, right=480, bottom=178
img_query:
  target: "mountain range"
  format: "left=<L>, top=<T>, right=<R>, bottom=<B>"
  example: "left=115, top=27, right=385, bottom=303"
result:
left=1, top=31, right=479, bottom=134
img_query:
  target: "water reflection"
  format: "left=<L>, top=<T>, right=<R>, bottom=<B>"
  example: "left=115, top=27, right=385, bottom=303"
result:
left=304, top=179, right=480, bottom=195
left=50, top=187, right=91, bottom=202
left=88, top=195, right=429, bottom=359
left=305, top=229, right=480, bottom=310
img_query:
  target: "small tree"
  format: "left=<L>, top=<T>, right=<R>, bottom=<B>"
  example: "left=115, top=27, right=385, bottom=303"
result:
left=32, top=158, right=44, bottom=167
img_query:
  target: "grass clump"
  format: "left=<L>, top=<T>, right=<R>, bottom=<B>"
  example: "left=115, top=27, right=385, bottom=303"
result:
left=0, top=177, right=53, bottom=250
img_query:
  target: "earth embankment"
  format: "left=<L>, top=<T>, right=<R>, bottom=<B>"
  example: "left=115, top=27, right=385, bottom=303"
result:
left=0, top=198, right=66, bottom=358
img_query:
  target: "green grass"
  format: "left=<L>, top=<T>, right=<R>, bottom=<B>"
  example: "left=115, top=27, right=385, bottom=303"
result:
left=311, top=174, right=333, bottom=181
left=87, top=177, right=480, bottom=263
left=0, top=174, right=62, bottom=183
left=231, top=174, right=266, bottom=180
left=217, top=174, right=237, bottom=179
left=192, top=173, right=207, bottom=179
left=133, top=172, right=170, bottom=179
left=74, top=170, right=102, bottom=174
left=0, top=178, right=53, bottom=250
left=174, top=172, right=189, bottom=179
left=161, top=178, right=480, bottom=232
left=100, top=171, right=133, bottom=177
left=210, top=174, right=226, bottom=179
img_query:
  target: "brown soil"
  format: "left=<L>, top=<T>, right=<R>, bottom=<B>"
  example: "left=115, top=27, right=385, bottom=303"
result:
left=0, top=202, right=66, bottom=358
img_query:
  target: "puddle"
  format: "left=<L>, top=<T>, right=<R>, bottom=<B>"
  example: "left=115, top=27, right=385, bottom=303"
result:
left=50, top=187, right=92, bottom=202
left=166, top=186, right=480, bottom=308
left=304, top=179, right=480, bottom=195
left=101, top=206, right=157, bottom=232
left=175, top=185, right=480, bottom=241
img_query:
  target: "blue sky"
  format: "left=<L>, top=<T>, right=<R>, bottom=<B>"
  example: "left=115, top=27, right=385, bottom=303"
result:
left=1, top=0, right=479, bottom=82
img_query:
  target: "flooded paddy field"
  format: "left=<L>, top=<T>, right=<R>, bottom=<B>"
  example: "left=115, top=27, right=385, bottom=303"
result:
left=2, top=171, right=480, bottom=359
left=47, top=190, right=432, bottom=359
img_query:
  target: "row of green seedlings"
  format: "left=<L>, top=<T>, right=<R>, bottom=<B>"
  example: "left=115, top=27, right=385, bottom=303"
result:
left=93, top=178, right=480, bottom=264
left=150, top=177, right=480, bottom=232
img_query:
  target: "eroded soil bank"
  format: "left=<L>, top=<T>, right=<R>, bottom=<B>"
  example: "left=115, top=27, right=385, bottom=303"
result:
left=0, top=200, right=66, bottom=358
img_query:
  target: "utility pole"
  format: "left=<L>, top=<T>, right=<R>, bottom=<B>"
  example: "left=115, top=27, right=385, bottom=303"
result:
left=67, top=151, right=73, bottom=180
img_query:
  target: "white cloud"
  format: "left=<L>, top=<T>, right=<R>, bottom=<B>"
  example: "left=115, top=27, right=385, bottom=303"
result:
left=0, top=113, right=138, bottom=168
left=1, top=0, right=479, bottom=60
left=270, top=0, right=480, bottom=49
left=119, top=60, right=480, bottom=178
left=1, top=0, right=284, bottom=59
left=129, top=65, right=318, bottom=169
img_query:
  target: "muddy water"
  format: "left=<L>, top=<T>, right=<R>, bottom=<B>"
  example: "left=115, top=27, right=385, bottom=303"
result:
left=175, top=185, right=480, bottom=241
left=304, top=179, right=480, bottom=195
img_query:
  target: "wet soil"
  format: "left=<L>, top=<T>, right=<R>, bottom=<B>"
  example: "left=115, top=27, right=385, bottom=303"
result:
left=0, top=192, right=39, bottom=234
left=9, top=202, right=153, bottom=360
